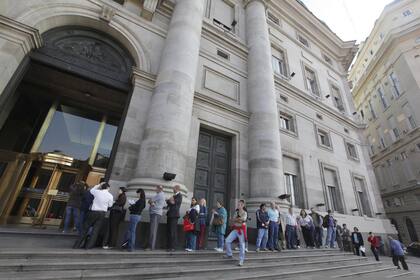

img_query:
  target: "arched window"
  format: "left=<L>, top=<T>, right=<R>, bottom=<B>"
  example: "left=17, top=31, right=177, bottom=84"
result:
left=405, top=217, right=419, bottom=242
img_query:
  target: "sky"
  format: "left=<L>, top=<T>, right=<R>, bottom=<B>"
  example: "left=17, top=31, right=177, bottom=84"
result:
left=301, top=0, right=394, bottom=43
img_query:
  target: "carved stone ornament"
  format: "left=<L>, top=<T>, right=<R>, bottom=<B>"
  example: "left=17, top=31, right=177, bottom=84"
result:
left=100, top=5, right=116, bottom=23
left=36, top=27, right=134, bottom=87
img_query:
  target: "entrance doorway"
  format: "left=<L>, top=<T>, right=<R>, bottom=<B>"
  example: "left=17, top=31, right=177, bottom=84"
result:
left=0, top=26, right=134, bottom=227
left=193, top=129, right=231, bottom=211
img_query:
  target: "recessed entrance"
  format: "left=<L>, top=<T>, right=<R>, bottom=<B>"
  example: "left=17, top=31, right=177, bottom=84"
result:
left=0, top=26, right=134, bottom=227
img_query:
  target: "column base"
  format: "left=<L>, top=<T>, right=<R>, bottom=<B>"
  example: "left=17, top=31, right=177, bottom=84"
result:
left=245, top=197, right=291, bottom=210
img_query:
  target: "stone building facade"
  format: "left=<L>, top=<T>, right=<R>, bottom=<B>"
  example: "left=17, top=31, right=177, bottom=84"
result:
left=349, top=0, right=420, bottom=245
left=0, top=0, right=394, bottom=244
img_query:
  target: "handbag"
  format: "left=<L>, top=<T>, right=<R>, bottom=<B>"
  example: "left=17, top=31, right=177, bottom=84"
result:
left=183, top=217, right=195, bottom=232
left=360, top=246, right=366, bottom=253
left=212, top=216, right=224, bottom=226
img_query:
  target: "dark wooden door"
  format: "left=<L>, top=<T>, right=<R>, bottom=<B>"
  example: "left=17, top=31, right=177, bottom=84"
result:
left=193, top=130, right=230, bottom=212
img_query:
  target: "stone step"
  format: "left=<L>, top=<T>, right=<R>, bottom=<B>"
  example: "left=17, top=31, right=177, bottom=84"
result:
left=0, top=253, right=361, bottom=273
left=0, top=248, right=343, bottom=260
left=0, top=260, right=382, bottom=280
left=0, top=252, right=355, bottom=272
left=331, top=266, right=414, bottom=279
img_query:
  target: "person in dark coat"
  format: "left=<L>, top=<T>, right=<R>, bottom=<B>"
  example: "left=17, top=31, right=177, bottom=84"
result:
left=103, top=187, right=127, bottom=249
left=79, top=184, right=93, bottom=233
left=63, top=181, right=85, bottom=234
left=122, top=188, right=146, bottom=252
left=166, top=185, right=183, bottom=251
left=351, top=227, right=365, bottom=256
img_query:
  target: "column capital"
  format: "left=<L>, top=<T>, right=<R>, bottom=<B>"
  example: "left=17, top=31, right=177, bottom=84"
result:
left=243, top=0, right=269, bottom=9
left=141, top=0, right=159, bottom=21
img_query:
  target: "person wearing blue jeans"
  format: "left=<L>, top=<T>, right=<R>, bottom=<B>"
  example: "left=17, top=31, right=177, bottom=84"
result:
left=267, top=202, right=280, bottom=251
left=224, top=200, right=247, bottom=266
left=185, top=197, right=200, bottom=252
left=285, top=207, right=297, bottom=249
left=213, top=201, right=227, bottom=252
left=123, top=188, right=145, bottom=252
left=63, top=182, right=85, bottom=234
left=255, top=203, right=269, bottom=252
left=324, top=210, right=335, bottom=248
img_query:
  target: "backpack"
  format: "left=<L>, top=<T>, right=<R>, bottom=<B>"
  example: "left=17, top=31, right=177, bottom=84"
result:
left=322, top=215, right=329, bottom=228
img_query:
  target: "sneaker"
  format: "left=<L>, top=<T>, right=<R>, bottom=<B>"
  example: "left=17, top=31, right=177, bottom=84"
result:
left=102, top=246, right=110, bottom=249
left=185, top=248, right=192, bottom=252
left=256, top=248, right=260, bottom=253
left=263, top=248, right=269, bottom=251
left=238, top=260, right=244, bottom=266
left=234, top=247, right=239, bottom=251
left=217, top=248, right=224, bottom=252
left=245, top=248, right=249, bottom=252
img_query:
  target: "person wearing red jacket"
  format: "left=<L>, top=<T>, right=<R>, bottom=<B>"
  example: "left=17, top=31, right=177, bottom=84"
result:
left=368, top=232, right=380, bottom=261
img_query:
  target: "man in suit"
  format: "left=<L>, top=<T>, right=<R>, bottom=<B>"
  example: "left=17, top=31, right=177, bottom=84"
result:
left=351, top=227, right=365, bottom=256
left=166, top=185, right=182, bottom=251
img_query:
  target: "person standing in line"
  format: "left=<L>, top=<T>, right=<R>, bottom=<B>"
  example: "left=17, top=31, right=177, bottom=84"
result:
left=351, top=227, right=365, bottom=256
left=166, top=185, right=182, bottom=252
left=310, top=208, right=323, bottom=248
left=103, top=187, right=127, bottom=249
left=63, top=181, right=85, bottom=234
left=388, top=236, right=409, bottom=271
left=79, top=183, right=93, bottom=233
left=224, top=200, right=247, bottom=266
left=122, top=188, right=146, bottom=252
left=267, top=202, right=280, bottom=251
left=342, top=224, right=353, bottom=252
left=367, top=232, right=380, bottom=261
left=335, top=220, right=344, bottom=251
left=73, top=182, right=113, bottom=249
left=285, top=207, right=297, bottom=249
left=255, top=203, right=269, bottom=252
left=276, top=205, right=285, bottom=250
left=212, top=200, right=227, bottom=252
left=147, top=185, right=165, bottom=251
left=323, top=210, right=335, bottom=248
left=197, top=198, right=208, bottom=250
left=185, top=197, right=200, bottom=252
left=298, top=209, right=315, bottom=248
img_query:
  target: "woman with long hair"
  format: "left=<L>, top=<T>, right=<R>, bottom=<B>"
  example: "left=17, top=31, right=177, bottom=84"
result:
left=123, top=188, right=146, bottom=251
left=103, top=187, right=127, bottom=249
left=212, top=200, right=227, bottom=252
left=185, top=197, right=200, bottom=252
left=298, top=209, right=315, bottom=248
left=197, top=198, right=208, bottom=250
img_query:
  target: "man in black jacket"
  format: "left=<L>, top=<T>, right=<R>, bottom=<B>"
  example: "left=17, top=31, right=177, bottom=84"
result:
left=352, top=227, right=365, bottom=256
left=166, top=185, right=182, bottom=251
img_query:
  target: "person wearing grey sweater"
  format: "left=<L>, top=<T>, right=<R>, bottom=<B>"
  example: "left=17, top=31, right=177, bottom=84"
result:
left=147, top=185, right=165, bottom=250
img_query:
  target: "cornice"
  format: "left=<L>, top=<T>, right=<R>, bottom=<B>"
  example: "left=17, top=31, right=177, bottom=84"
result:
left=0, top=15, right=43, bottom=52
left=351, top=20, right=420, bottom=96
left=273, top=74, right=364, bottom=130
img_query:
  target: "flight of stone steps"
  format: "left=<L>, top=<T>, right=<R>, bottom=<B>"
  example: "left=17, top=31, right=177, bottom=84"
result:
left=0, top=248, right=414, bottom=280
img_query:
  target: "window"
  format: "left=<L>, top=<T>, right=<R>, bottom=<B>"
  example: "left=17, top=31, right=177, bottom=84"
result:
left=304, top=67, right=319, bottom=96
left=354, top=177, right=372, bottom=217
left=283, top=156, right=304, bottom=208
left=298, top=34, right=309, bottom=47
left=368, top=100, right=376, bottom=119
left=388, top=116, right=400, bottom=140
left=403, top=9, right=412, bottom=17
left=389, top=72, right=402, bottom=97
left=272, top=49, right=287, bottom=76
left=376, top=127, right=386, bottom=149
left=346, top=142, right=358, bottom=160
left=317, top=128, right=331, bottom=148
left=267, top=11, right=280, bottom=25
left=386, top=159, right=392, bottom=167
left=212, top=0, right=235, bottom=32
left=401, top=151, right=408, bottom=160
left=323, top=54, right=332, bottom=65
left=402, top=103, right=416, bottom=130
left=217, top=49, right=229, bottom=60
left=378, top=87, right=388, bottom=109
left=331, top=85, right=345, bottom=112
left=367, top=135, right=374, bottom=155
left=323, top=168, right=343, bottom=213
left=279, top=112, right=296, bottom=133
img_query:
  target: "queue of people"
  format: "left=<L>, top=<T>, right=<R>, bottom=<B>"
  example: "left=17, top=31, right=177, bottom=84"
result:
left=66, top=181, right=408, bottom=269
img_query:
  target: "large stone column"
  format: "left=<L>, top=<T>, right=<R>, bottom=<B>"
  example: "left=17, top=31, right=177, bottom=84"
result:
left=245, top=0, right=285, bottom=205
left=128, top=0, right=205, bottom=193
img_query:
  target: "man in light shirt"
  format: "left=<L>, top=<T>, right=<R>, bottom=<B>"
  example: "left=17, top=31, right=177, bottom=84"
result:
left=285, top=207, right=297, bottom=249
left=147, top=185, right=165, bottom=250
left=267, top=202, right=280, bottom=251
left=73, top=182, right=113, bottom=249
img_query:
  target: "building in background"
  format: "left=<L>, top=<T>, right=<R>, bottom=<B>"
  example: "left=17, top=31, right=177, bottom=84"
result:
left=0, top=0, right=393, bottom=246
left=349, top=0, right=420, bottom=245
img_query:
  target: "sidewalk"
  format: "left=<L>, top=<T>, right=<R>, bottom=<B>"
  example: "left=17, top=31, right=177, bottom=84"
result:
left=378, top=255, right=420, bottom=276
